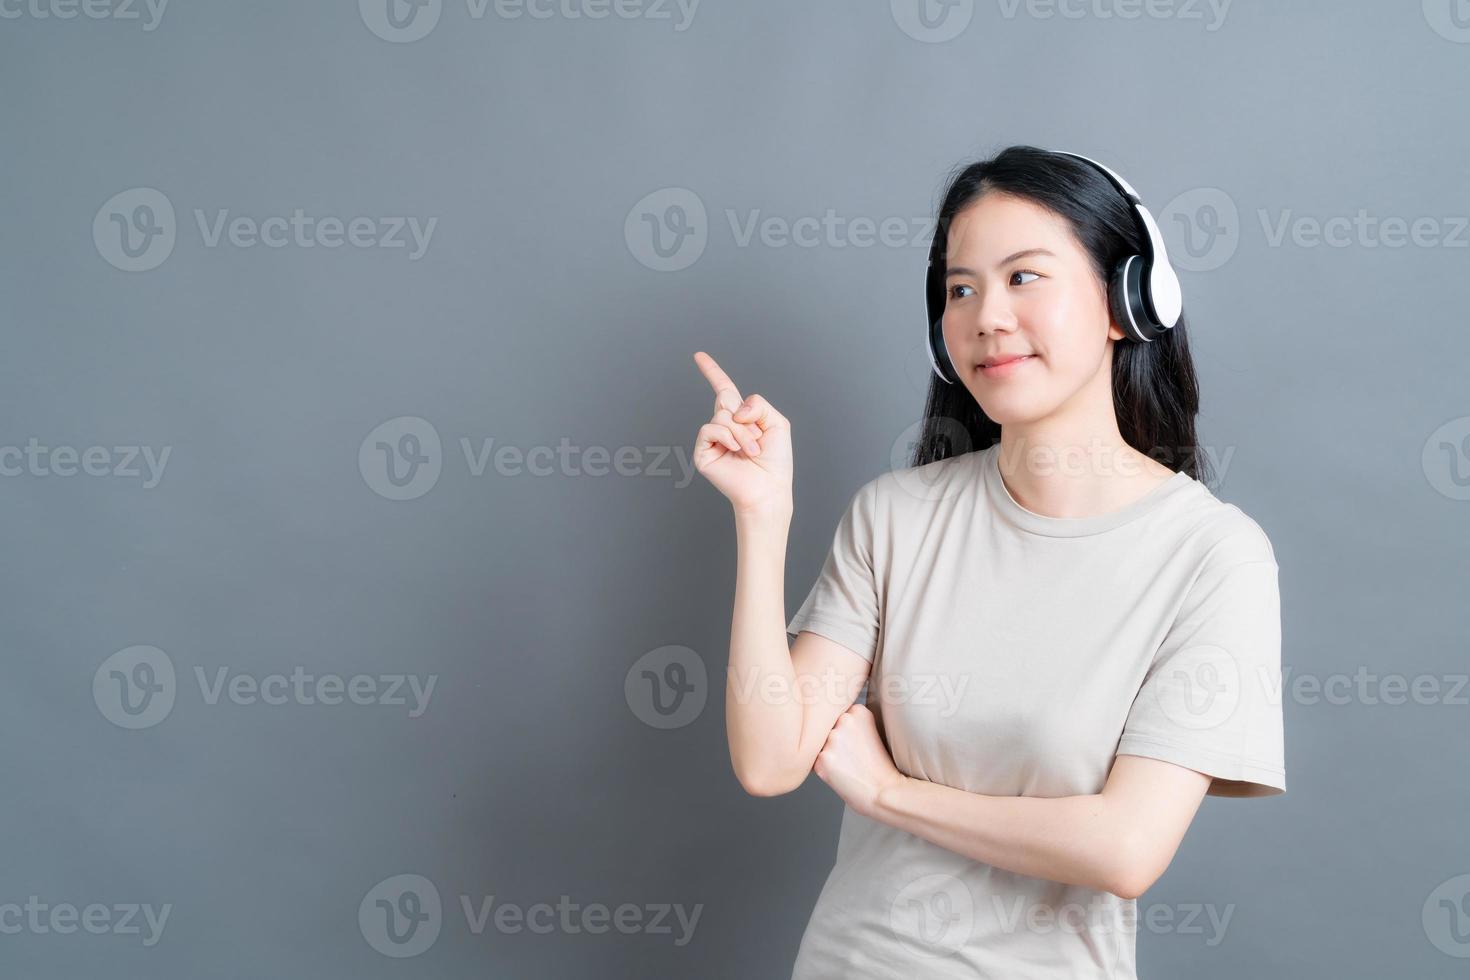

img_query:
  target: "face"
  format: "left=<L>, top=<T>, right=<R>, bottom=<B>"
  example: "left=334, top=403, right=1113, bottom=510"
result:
left=940, top=191, right=1125, bottom=425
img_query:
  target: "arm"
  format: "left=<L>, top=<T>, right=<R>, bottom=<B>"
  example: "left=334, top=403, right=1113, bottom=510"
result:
left=813, top=703, right=1211, bottom=900
left=725, top=510, right=872, bottom=796
left=872, top=753, right=1211, bottom=899
left=687, top=353, right=874, bottom=798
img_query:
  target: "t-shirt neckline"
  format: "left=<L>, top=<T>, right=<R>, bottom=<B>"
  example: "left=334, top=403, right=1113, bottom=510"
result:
left=981, top=443, right=1193, bottom=537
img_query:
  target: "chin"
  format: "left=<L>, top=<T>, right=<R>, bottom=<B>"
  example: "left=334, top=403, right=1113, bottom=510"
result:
left=971, top=394, right=1053, bottom=427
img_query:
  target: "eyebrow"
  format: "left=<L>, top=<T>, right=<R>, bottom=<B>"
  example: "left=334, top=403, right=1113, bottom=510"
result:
left=944, top=248, right=1056, bottom=279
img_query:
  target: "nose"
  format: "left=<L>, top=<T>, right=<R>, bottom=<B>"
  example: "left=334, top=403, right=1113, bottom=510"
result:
left=946, top=281, right=1017, bottom=344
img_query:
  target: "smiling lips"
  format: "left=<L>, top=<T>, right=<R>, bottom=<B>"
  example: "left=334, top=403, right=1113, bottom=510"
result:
left=977, top=353, right=1037, bottom=377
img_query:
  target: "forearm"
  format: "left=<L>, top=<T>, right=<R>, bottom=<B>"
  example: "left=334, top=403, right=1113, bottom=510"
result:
left=874, top=776, right=1137, bottom=898
left=724, top=508, right=802, bottom=793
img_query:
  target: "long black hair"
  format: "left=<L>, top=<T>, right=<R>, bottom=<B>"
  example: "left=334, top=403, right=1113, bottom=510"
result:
left=909, top=144, right=1211, bottom=484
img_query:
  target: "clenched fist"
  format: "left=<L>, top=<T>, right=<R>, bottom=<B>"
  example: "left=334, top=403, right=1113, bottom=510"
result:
left=813, top=703, right=909, bottom=819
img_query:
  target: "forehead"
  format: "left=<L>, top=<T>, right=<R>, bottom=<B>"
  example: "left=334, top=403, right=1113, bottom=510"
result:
left=944, top=192, right=1079, bottom=261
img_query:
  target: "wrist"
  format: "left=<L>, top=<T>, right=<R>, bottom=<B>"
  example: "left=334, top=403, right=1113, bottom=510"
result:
left=733, top=501, right=793, bottom=527
left=874, top=774, right=916, bottom=821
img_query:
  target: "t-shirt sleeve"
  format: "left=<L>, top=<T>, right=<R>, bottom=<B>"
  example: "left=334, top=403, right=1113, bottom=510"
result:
left=785, top=480, right=881, bottom=663
left=1116, top=541, right=1286, bottom=798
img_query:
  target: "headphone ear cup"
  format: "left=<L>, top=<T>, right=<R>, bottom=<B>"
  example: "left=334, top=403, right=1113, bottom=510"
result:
left=927, top=313, right=958, bottom=384
left=1111, top=254, right=1160, bottom=343
left=925, top=243, right=956, bottom=384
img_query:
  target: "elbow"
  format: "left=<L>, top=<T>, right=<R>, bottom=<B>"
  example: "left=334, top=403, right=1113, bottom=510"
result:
left=1106, top=870, right=1149, bottom=902
left=1106, top=836, right=1164, bottom=901
left=732, top=762, right=803, bottom=798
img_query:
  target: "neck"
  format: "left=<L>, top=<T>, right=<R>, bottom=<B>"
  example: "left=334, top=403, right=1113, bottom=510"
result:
left=993, top=360, right=1169, bottom=519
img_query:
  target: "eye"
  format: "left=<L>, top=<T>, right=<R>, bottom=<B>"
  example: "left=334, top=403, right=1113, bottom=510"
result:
left=948, top=270, right=1040, bottom=301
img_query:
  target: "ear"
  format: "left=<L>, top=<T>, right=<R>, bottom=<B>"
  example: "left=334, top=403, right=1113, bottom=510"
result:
left=1106, top=317, right=1128, bottom=343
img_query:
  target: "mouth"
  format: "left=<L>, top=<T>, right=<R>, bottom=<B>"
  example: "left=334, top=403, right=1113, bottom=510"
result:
left=976, top=354, right=1038, bottom=377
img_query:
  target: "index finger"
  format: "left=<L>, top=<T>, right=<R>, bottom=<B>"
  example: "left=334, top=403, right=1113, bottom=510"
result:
left=693, top=351, right=744, bottom=413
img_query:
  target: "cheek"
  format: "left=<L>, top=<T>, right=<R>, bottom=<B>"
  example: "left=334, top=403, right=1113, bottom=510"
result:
left=1028, top=299, right=1107, bottom=373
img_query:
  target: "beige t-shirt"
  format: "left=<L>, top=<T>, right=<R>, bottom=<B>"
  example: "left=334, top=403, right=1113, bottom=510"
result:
left=784, top=442, right=1285, bottom=979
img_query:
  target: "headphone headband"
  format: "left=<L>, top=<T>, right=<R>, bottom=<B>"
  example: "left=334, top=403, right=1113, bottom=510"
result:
left=1051, top=151, right=1182, bottom=329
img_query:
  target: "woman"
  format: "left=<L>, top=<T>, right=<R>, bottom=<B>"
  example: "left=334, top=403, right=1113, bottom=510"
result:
left=691, top=145, right=1286, bottom=978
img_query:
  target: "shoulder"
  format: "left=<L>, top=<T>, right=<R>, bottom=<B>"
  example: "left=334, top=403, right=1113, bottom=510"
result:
left=1167, top=478, right=1279, bottom=571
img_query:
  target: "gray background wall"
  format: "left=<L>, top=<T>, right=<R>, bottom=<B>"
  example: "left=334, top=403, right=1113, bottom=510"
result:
left=2, top=1, right=1467, bottom=977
